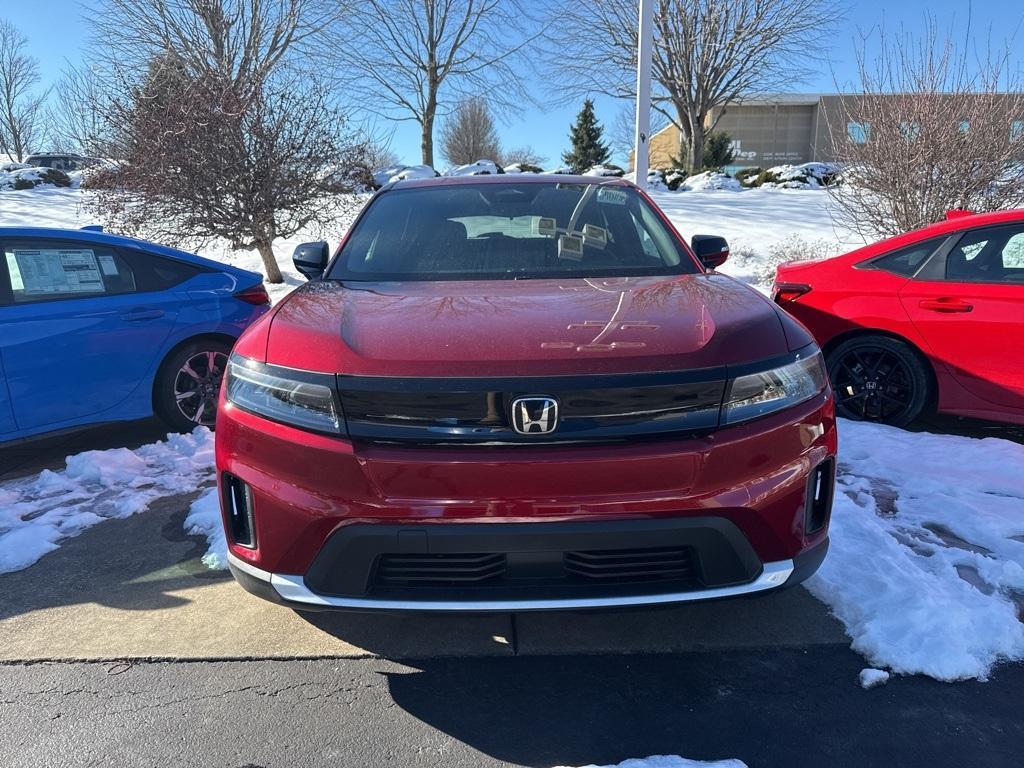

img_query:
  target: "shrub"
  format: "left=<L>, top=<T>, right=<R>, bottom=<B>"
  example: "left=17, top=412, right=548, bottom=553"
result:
left=749, top=234, right=840, bottom=285
left=735, top=167, right=764, bottom=186
left=3, top=167, right=73, bottom=190
left=653, top=167, right=689, bottom=191
left=702, top=131, right=735, bottom=170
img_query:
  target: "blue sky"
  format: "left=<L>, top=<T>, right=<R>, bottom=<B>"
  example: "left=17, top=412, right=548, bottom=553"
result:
left=3, top=0, right=1019, bottom=166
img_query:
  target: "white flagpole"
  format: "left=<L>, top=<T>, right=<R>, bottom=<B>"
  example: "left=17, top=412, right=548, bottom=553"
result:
left=633, top=0, right=654, bottom=187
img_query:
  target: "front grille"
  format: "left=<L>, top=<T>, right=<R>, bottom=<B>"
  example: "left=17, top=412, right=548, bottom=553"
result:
left=564, top=546, right=696, bottom=582
left=376, top=553, right=507, bottom=584
left=369, top=545, right=699, bottom=595
left=338, top=370, right=727, bottom=444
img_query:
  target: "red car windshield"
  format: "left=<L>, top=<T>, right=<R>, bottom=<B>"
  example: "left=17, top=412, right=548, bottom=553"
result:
left=327, top=182, right=698, bottom=281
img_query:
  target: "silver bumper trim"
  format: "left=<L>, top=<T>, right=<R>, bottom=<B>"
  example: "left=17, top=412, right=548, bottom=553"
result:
left=227, top=552, right=795, bottom=611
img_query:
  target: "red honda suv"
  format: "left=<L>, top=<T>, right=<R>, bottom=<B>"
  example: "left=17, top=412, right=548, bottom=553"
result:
left=216, top=176, right=836, bottom=611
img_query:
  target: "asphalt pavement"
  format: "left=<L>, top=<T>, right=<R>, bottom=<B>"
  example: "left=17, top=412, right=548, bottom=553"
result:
left=1, top=416, right=1022, bottom=767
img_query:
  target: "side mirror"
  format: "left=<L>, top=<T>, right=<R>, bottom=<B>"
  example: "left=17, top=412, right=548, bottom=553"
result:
left=691, top=234, right=729, bottom=270
left=292, top=241, right=330, bottom=280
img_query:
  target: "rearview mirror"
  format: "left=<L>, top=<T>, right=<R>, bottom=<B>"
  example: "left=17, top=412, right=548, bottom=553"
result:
left=691, top=235, right=729, bottom=270
left=292, top=241, right=330, bottom=280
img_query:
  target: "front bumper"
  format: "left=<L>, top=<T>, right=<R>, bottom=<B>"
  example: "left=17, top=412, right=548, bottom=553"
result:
left=216, top=389, right=836, bottom=612
left=227, top=535, right=828, bottom=612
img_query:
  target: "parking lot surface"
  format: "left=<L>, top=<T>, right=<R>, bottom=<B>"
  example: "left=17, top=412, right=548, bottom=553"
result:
left=1, top=417, right=1022, bottom=767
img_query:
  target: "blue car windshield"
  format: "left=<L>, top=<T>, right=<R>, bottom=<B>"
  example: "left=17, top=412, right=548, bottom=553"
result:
left=327, top=182, right=698, bottom=281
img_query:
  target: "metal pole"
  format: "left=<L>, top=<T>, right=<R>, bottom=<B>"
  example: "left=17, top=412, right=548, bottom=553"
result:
left=633, top=0, right=654, bottom=187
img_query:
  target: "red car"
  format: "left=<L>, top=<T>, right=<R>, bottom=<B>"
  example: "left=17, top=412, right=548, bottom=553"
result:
left=216, top=176, right=836, bottom=611
left=774, top=210, right=1024, bottom=427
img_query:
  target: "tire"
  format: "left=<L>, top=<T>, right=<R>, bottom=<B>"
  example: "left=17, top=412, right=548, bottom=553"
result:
left=825, top=335, right=932, bottom=428
left=153, top=338, right=233, bottom=432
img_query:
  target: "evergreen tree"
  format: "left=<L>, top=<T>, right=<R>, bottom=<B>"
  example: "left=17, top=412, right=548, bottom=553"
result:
left=702, top=131, right=735, bottom=170
left=562, top=99, right=610, bottom=173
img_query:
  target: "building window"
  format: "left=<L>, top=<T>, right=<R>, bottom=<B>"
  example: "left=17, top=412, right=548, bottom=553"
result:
left=1011, top=121, right=1024, bottom=141
left=899, top=121, right=920, bottom=142
left=847, top=121, right=870, bottom=144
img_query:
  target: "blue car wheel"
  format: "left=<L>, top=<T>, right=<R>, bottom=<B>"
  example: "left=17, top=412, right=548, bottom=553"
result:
left=153, top=338, right=233, bottom=432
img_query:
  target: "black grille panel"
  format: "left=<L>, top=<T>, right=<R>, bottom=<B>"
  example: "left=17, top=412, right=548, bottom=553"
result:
left=564, top=546, right=696, bottom=581
left=376, top=553, right=506, bottom=584
left=369, top=545, right=700, bottom=596
left=338, top=371, right=727, bottom=444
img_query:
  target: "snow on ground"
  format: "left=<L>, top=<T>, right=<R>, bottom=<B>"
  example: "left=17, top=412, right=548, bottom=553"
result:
left=649, top=187, right=865, bottom=288
left=859, top=668, right=891, bottom=689
left=0, top=171, right=866, bottom=301
left=0, top=186, right=366, bottom=305
left=184, top=487, right=227, bottom=569
left=0, top=429, right=213, bottom=574
left=808, top=420, right=1024, bottom=681
left=3, top=417, right=1022, bottom=684
left=558, top=757, right=746, bottom=768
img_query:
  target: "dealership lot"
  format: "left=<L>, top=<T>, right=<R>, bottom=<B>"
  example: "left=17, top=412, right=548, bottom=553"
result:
left=0, top=439, right=1020, bottom=768
left=2, top=418, right=1023, bottom=768
left=0, top=424, right=846, bottom=661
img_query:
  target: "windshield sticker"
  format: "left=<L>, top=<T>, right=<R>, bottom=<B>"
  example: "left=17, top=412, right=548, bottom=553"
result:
left=13, top=248, right=105, bottom=296
left=557, top=234, right=584, bottom=261
left=596, top=187, right=627, bottom=205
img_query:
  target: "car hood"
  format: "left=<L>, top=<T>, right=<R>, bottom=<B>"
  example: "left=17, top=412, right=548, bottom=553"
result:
left=265, top=274, right=790, bottom=377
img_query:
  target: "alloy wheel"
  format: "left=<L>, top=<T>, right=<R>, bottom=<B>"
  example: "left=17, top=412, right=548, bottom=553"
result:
left=173, top=350, right=229, bottom=426
left=832, top=347, right=917, bottom=423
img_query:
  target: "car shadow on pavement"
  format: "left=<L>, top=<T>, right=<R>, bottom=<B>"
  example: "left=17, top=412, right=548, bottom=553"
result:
left=0, top=491, right=226, bottom=624
left=365, top=649, right=1024, bottom=768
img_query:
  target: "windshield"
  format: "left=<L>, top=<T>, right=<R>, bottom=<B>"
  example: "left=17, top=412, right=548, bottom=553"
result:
left=327, top=182, right=699, bottom=281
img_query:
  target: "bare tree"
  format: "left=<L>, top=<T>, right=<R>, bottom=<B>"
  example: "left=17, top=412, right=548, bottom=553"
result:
left=48, top=62, right=116, bottom=156
left=329, top=0, right=544, bottom=167
left=86, top=0, right=335, bottom=100
left=500, top=145, right=546, bottom=167
left=89, top=62, right=368, bottom=283
left=84, top=0, right=366, bottom=283
left=829, top=19, right=1024, bottom=238
left=440, top=98, right=501, bottom=166
left=553, top=0, right=838, bottom=171
left=0, top=20, right=48, bottom=161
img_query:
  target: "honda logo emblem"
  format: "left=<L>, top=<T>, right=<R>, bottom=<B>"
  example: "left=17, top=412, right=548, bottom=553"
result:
left=510, top=396, right=559, bottom=435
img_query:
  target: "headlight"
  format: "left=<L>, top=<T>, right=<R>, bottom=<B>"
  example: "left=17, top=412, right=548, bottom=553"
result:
left=723, top=350, right=827, bottom=424
left=225, top=354, right=341, bottom=432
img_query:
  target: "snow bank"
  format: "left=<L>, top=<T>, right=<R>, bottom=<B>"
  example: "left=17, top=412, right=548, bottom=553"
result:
left=372, top=164, right=438, bottom=187
left=503, top=162, right=543, bottom=174
left=584, top=165, right=626, bottom=178
left=445, top=160, right=501, bottom=176
left=681, top=171, right=741, bottom=192
left=559, top=757, right=747, bottom=768
left=0, top=165, right=72, bottom=191
left=0, top=429, right=215, bottom=574
left=743, top=162, right=840, bottom=189
left=808, top=420, right=1024, bottom=681
left=184, top=487, right=228, bottom=569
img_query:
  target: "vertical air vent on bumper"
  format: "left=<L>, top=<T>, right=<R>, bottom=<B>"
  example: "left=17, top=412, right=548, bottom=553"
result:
left=223, top=473, right=257, bottom=548
left=806, top=458, right=835, bottom=535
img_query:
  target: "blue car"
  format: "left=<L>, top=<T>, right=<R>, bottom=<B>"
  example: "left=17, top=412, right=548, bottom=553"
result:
left=0, top=227, right=270, bottom=442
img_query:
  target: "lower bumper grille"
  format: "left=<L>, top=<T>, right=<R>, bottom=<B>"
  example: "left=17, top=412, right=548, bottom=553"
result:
left=564, top=546, right=696, bottom=581
left=376, top=553, right=507, bottom=584
left=371, top=545, right=699, bottom=594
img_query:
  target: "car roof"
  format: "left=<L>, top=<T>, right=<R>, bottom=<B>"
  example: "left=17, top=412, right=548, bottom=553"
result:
left=0, top=226, right=259, bottom=280
left=388, top=173, right=634, bottom=190
left=907, top=208, right=1024, bottom=238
